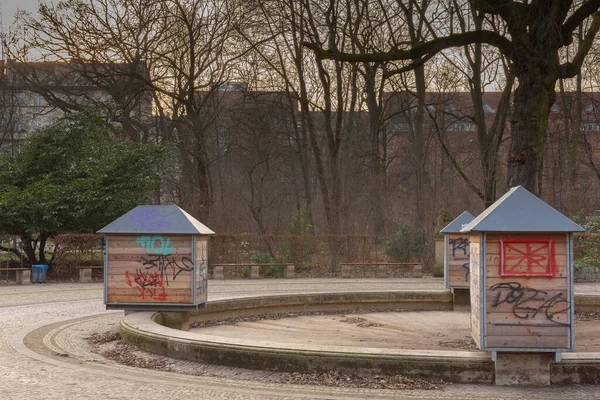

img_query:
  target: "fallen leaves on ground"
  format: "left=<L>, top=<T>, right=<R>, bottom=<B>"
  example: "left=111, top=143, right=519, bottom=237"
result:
left=575, top=311, right=600, bottom=321
left=87, top=332, right=442, bottom=391
left=278, top=371, right=440, bottom=390
left=437, top=337, right=478, bottom=351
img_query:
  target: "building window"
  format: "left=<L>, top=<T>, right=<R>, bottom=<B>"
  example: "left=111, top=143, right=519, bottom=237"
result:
left=581, top=122, right=600, bottom=132
left=447, top=121, right=476, bottom=132
left=445, top=104, right=457, bottom=112
left=390, top=122, right=411, bottom=132
left=13, top=92, right=26, bottom=105
left=483, top=104, right=496, bottom=114
left=33, top=93, right=45, bottom=107
left=31, top=116, right=43, bottom=130
left=14, top=115, right=27, bottom=132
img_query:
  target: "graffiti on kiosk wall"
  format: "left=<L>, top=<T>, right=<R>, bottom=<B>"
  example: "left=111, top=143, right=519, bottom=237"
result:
left=490, top=238, right=568, bottom=326
left=136, top=235, right=175, bottom=255
left=125, top=270, right=167, bottom=301
left=197, top=242, right=208, bottom=297
left=125, top=236, right=194, bottom=301
left=449, top=237, right=470, bottom=282
left=500, top=239, right=555, bottom=277
left=470, top=242, right=480, bottom=293
left=141, top=254, right=194, bottom=284
left=489, top=282, right=570, bottom=326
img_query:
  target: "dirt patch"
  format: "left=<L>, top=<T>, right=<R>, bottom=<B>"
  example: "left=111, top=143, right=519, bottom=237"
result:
left=194, top=311, right=470, bottom=351
left=339, top=317, right=384, bottom=328
left=193, top=310, right=600, bottom=352
left=191, top=308, right=412, bottom=329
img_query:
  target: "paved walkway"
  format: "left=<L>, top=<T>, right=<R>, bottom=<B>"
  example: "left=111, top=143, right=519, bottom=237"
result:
left=1, top=278, right=600, bottom=399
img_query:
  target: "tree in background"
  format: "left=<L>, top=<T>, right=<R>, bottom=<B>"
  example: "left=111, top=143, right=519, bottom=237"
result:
left=305, top=0, right=600, bottom=196
left=0, top=113, right=166, bottom=266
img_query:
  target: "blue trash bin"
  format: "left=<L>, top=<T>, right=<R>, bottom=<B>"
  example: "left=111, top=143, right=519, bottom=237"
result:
left=31, top=264, right=48, bottom=283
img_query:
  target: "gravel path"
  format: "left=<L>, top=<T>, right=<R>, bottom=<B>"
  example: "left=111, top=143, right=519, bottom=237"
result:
left=1, top=278, right=600, bottom=399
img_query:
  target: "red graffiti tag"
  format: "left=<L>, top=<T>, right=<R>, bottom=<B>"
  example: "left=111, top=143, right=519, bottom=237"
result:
left=500, top=239, right=555, bottom=277
left=125, top=270, right=168, bottom=301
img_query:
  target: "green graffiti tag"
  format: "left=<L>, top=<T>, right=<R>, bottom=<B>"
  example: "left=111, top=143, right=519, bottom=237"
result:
left=136, top=235, right=175, bottom=256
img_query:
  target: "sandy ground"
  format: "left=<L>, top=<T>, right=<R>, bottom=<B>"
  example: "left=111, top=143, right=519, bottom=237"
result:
left=191, top=310, right=600, bottom=352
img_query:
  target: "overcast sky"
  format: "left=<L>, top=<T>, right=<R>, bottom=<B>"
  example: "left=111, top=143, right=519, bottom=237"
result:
left=2, top=0, right=40, bottom=27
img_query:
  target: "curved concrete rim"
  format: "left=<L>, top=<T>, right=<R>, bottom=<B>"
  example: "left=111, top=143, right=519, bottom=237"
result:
left=120, top=291, right=600, bottom=384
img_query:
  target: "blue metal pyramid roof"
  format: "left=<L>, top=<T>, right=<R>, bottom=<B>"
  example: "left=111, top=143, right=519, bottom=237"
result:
left=98, top=205, right=215, bottom=234
left=460, top=186, right=584, bottom=233
left=440, top=211, right=475, bottom=234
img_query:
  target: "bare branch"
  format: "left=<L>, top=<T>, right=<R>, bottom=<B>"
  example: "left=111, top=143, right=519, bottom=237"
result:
left=560, top=12, right=600, bottom=78
left=304, top=30, right=514, bottom=63
left=563, top=0, right=600, bottom=35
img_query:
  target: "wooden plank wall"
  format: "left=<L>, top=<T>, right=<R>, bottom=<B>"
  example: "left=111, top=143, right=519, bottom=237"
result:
left=106, top=234, right=194, bottom=304
left=447, top=233, right=470, bottom=288
left=484, top=233, right=570, bottom=350
left=196, top=237, right=208, bottom=304
left=469, top=234, right=482, bottom=348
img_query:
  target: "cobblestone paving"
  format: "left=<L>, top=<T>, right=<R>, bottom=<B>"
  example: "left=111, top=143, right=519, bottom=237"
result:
left=1, top=278, right=600, bottom=399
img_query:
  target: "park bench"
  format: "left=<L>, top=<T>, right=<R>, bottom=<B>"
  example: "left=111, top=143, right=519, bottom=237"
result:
left=78, top=265, right=104, bottom=283
left=212, top=263, right=295, bottom=279
left=339, top=262, right=423, bottom=278
left=0, top=268, right=32, bottom=284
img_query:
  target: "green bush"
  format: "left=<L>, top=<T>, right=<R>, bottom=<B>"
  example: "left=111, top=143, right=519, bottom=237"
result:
left=433, top=264, right=444, bottom=277
left=249, top=253, right=275, bottom=264
left=249, top=253, right=284, bottom=277
left=384, top=220, right=426, bottom=262
left=574, top=212, right=600, bottom=271
left=241, top=268, right=250, bottom=278
left=263, top=265, right=284, bottom=277
left=279, top=206, right=317, bottom=264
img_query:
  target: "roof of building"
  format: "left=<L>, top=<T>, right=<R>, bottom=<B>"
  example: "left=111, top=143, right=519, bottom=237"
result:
left=382, top=91, right=600, bottom=117
left=440, top=211, right=476, bottom=233
left=460, top=186, right=584, bottom=233
left=98, top=205, right=215, bottom=234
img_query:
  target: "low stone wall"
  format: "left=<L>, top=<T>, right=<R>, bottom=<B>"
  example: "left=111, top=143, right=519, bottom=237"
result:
left=121, top=291, right=499, bottom=383
left=575, top=267, right=600, bottom=282
left=120, top=291, right=600, bottom=385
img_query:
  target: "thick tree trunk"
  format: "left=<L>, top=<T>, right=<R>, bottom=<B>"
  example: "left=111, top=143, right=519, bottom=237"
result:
left=38, top=234, right=48, bottom=265
left=20, top=235, right=37, bottom=265
left=179, top=149, right=204, bottom=220
left=504, top=0, right=571, bottom=196
left=195, top=151, right=211, bottom=223
left=177, top=119, right=212, bottom=223
left=286, top=89, right=315, bottom=234
left=507, top=60, right=558, bottom=195
left=363, top=64, right=385, bottom=239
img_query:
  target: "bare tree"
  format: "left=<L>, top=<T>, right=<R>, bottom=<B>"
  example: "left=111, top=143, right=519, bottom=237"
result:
left=428, top=1, right=514, bottom=207
left=0, top=61, right=24, bottom=151
left=238, top=0, right=365, bottom=270
left=15, top=0, right=245, bottom=222
left=305, top=0, right=600, bottom=196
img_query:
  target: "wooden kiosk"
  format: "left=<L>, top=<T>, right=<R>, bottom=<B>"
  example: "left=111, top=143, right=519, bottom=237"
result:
left=461, top=186, right=584, bottom=385
left=440, top=211, right=475, bottom=310
left=99, top=205, right=215, bottom=312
